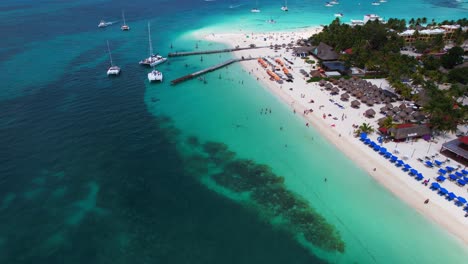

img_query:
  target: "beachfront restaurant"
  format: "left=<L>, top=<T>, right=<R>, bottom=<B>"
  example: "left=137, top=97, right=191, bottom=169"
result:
left=440, top=136, right=468, bottom=166
left=380, top=124, right=432, bottom=141
left=312, top=42, right=339, bottom=62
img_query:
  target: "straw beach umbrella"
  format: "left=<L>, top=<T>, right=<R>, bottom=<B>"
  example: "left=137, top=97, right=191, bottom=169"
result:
left=340, top=93, right=350, bottom=101
left=351, top=100, right=361, bottom=108
left=365, top=108, right=376, bottom=117
left=331, top=87, right=340, bottom=95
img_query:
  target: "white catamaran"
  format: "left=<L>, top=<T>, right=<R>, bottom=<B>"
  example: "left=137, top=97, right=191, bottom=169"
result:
left=139, top=22, right=167, bottom=67
left=281, top=0, right=288, bottom=11
left=147, top=68, right=163, bottom=82
left=121, top=10, right=130, bottom=31
left=106, top=40, right=121, bottom=76
left=251, top=0, right=260, bottom=12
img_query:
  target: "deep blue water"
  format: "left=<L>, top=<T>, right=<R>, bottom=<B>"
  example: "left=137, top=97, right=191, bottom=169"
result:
left=0, top=1, right=331, bottom=263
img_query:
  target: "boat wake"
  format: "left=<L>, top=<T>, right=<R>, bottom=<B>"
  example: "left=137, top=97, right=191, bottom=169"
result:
left=229, top=4, right=243, bottom=8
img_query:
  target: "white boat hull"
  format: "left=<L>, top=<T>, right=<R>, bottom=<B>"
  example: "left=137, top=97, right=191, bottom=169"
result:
left=148, top=70, right=163, bottom=82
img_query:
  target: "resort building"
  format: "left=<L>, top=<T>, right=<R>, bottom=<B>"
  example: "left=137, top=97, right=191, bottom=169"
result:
left=399, top=25, right=467, bottom=44
left=312, top=42, right=339, bottom=61
left=440, top=136, right=468, bottom=166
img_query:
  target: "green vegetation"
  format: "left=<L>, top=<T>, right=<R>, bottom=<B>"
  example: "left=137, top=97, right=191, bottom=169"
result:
left=308, top=18, right=467, bottom=133
left=354, top=123, right=375, bottom=137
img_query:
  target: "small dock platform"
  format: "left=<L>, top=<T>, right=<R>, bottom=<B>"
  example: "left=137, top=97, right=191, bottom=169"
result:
left=168, top=46, right=265, bottom=57
left=171, top=57, right=256, bottom=85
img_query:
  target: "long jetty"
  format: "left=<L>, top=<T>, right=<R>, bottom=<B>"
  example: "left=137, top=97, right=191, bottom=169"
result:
left=171, top=57, right=256, bottom=85
left=168, top=46, right=266, bottom=57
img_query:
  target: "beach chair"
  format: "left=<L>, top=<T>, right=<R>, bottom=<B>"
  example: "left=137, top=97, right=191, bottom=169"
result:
left=424, top=160, right=434, bottom=167
left=436, top=175, right=446, bottom=182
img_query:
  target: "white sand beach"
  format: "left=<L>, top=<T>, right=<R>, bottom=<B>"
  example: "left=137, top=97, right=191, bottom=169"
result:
left=196, top=27, right=468, bottom=245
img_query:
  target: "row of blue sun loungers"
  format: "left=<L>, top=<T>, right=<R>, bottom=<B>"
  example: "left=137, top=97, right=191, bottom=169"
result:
left=360, top=133, right=468, bottom=212
left=360, top=134, right=424, bottom=181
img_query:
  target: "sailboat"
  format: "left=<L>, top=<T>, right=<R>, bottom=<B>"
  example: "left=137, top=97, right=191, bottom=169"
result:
left=106, top=40, right=121, bottom=76
left=251, top=0, right=260, bottom=12
left=121, top=10, right=130, bottom=31
left=281, top=0, right=288, bottom=11
left=139, top=22, right=167, bottom=67
left=147, top=68, right=163, bottom=82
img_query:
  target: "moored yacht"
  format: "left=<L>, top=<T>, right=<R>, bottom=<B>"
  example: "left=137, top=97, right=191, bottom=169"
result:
left=121, top=11, right=130, bottom=31
left=139, top=22, right=167, bottom=67
left=106, top=40, right=120, bottom=76
left=325, top=2, right=333, bottom=7
left=148, top=69, right=163, bottom=82
left=251, top=0, right=260, bottom=12
left=334, top=13, right=344, bottom=17
left=281, top=0, right=288, bottom=11
left=329, top=0, right=339, bottom=4
left=371, top=1, right=380, bottom=5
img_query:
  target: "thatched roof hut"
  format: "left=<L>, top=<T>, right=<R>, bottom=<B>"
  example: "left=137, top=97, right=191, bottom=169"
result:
left=380, top=106, right=388, bottom=113
left=366, top=99, right=374, bottom=106
left=398, top=111, right=407, bottom=117
left=365, top=108, right=376, bottom=117
left=325, top=83, right=333, bottom=90
left=388, top=124, right=431, bottom=140
left=386, top=103, right=393, bottom=109
left=319, top=79, right=326, bottom=86
left=331, top=87, right=340, bottom=95
left=399, top=103, right=407, bottom=109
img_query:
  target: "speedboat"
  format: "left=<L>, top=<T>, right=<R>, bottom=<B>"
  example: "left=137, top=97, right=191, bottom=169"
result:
left=329, top=0, right=339, bottom=4
left=371, top=2, right=380, bottom=5
left=107, top=66, right=121, bottom=76
left=148, top=69, right=163, bottom=82
left=325, top=2, right=333, bottom=7
left=281, top=6, right=288, bottom=11
left=251, top=8, right=260, bottom=12
left=139, top=54, right=167, bottom=67
left=334, top=13, right=343, bottom=17
left=98, top=20, right=107, bottom=28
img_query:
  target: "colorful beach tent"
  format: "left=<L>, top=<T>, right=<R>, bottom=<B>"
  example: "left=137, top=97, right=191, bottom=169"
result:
left=457, top=179, right=466, bottom=186
left=360, top=132, right=367, bottom=140
left=434, top=160, right=443, bottom=166
left=410, top=169, right=418, bottom=175
left=390, top=155, right=398, bottom=162
left=425, top=161, right=433, bottom=167
left=462, top=169, right=468, bottom=175
left=446, top=166, right=455, bottom=172
left=449, top=174, right=457, bottom=181
left=455, top=171, right=463, bottom=177
left=430, top=182, right=440, bottom=189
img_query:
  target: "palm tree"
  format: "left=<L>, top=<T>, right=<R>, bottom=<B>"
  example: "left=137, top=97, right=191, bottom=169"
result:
left=382, top=117, right=396, bottom=129
left=354, top=123, right=375, bottom=137
left=422, top=17, right=427, bottom=24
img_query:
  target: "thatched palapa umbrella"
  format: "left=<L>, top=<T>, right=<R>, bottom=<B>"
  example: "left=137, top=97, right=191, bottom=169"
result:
left=351, top=100, right=361, bottom=108
left=366, top=99, right=374, bottom=106
left=331, top=87, right=340, bottom=95
left=319, top=80, right=326, bottom=86
left=340, top=93, right=350, bottom=101
left=325, top=83, right=333, bottom=90
left=365, top=108, right=376, bottom=117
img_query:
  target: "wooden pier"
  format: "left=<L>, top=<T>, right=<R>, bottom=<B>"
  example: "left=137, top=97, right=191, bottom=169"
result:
left=171, top=57, right=256, bottom=85
left=168, top=46, right=265, bottom=57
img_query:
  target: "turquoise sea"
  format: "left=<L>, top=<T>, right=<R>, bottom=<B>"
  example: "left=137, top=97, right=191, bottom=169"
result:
left=1, top=0, right=468, bottom=263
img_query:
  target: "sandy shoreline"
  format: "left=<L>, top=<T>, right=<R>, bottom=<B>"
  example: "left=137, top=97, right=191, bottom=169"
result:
left=194, top=27, right=468, bottom=246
